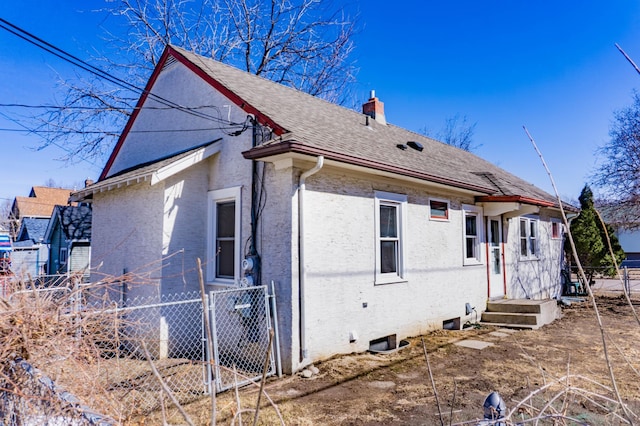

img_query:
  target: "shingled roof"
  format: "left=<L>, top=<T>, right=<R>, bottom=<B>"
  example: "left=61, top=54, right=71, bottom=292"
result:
left=165, top=46, right=565, bottom=208
left=101, top=45, right=569, bottom=209
left=11, top=187, right=75, bottom=219
left=52, top=205, right=92, bottom=241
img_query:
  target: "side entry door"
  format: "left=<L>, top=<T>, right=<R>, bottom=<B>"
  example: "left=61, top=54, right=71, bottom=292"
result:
left=487, top=217, right=505, bottom=299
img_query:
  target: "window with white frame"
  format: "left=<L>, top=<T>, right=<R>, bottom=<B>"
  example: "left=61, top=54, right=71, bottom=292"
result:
left=551, top=221, right=561, bottom=239
left=520, top=217, right=539, bottom=258
left=375, top=191, right=407, bottom=284
left=429, top=198, right=449, bottom=221
left=462, top=204, right=483, bottom=265
left=207, top=186, right=241, bottom=284
left=59, top=247, right=68, bottom=265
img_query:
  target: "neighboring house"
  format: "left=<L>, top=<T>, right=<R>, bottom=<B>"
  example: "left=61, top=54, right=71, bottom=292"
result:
left=72, top=45, right=575, bottom=373
left=599, top=203, right=640, bottom=267
left=7, top=186, right=77, bottom=278
left=11, top=217, right=49, bottom=278
left=44, top=205, right=92, bottom=279
left=617, top=229, right=640, bottom=267
left=9, top=186, right=76, bottom=239
left=0, top=231, right=11, bottom=276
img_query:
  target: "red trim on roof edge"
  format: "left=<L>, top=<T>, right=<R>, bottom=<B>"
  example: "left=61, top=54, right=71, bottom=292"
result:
left=100, top=45, right=287, bottom=181
left=167, top=46, right=287, bottom=136
left=475, top=195, right=556, bottom=208
left=99, top=47, right=173, bottom=181
left=242, top=141, right=497, bottom=194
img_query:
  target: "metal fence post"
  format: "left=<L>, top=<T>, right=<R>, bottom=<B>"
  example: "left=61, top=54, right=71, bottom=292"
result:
left=624, top=266, right=630, bottom=296
left=209, top=291, right=220, bottom=394
left=270, top=280, right=282, bottom=378
left=202, top=293, right=213, bottom=396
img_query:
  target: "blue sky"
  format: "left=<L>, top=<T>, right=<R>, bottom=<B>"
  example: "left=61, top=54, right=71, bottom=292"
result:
left=1, top=1, right=640, bottom=204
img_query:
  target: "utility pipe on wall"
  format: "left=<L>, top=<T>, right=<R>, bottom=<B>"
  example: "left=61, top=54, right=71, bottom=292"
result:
left=298, top=156, right=324, bottom=362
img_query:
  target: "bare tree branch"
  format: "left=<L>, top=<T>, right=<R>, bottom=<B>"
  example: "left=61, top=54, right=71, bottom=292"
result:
left=591, top=90, right=640, bottom=227
left=420, top=114, right=480, bottom=152
left=11, top=0, right=358, bottom=166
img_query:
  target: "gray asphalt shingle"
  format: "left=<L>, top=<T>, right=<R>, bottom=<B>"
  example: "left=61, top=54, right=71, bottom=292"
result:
left=172, top=46, right=562, bottom=206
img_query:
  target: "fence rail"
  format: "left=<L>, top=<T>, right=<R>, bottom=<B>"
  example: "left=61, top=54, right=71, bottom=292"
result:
left=567, top=266, right=640, bottom=295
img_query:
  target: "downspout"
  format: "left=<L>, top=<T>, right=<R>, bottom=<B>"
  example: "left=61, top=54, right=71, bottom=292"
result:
left=298, top=156, right=324, bottom=362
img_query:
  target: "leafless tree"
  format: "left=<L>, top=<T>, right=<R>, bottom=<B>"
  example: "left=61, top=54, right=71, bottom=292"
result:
left=591, top=90, right=640, bottom=228
left=0, top=199, right=11, bottom=232
left=437, top=113, right=478, bottom=151
left=420, top=113, right=479, bottom=152
left=27, top=0, right=358, bottom=164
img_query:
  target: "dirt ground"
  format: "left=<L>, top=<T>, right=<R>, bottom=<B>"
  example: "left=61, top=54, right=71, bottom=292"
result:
left=147, top=290, right=640, bottom=425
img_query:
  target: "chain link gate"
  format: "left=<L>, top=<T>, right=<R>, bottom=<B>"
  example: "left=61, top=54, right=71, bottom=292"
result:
left=207, top=285, right=276, bottom=393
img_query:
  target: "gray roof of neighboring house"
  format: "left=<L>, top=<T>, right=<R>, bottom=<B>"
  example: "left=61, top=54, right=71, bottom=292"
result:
left=53, top=205, right=92, bottom=241
left=598, top=201, right=640, bottom=229
left=17, top=217, right=50, bottom=243
left=44, top=205, right=93, bottom=243
left=12, top=240, right=44, bottom=249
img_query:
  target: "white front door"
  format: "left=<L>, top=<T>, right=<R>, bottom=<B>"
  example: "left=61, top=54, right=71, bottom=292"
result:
left=487, top=217, right=505, bottom=299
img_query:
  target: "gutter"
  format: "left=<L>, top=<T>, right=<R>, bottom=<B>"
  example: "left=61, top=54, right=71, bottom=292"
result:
left=298, top=156, right=324, bottom=363
left=242, top=141, right=495, bottom=194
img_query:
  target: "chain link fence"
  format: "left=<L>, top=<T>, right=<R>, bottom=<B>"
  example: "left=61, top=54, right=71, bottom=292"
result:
left=209, top=285, right=276, bottom=392
left=83, top=290, right=208, bottom=414
left=0, top=279, right=279, bottom=421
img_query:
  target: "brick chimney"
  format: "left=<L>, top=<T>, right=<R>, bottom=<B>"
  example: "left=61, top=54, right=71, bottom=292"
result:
left=362, top=90, right=386, bottom=125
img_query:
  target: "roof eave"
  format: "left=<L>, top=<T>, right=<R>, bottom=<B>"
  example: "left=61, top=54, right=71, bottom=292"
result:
left=476, top=195, right=578, bottom=212
left=72, top=140, right=222, bottom=202
left=243, top=141, right=496, bottom=195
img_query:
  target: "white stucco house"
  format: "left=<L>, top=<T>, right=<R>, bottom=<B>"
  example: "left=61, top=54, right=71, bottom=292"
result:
left=72, top=45, right=575, bottom=373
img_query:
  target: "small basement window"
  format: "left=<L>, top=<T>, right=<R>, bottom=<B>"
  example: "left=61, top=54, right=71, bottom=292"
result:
left=369, top=334, right=397, bottom=352
left=368, top=334, right=410, bottom=354
left=443, top=317, right=461, bottom=330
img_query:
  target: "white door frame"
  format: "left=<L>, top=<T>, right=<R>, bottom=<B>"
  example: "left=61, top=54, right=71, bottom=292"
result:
left=487, top=216, right=505, bottom=299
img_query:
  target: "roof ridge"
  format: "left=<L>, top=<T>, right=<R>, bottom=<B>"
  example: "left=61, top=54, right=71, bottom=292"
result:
left=170, top=45, right=369, bottom=125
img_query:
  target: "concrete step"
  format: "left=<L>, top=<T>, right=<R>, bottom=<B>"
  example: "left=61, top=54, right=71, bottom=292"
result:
left=481, top=312, right=540, bottom=326
left=481, top=299, right=560, bottom=329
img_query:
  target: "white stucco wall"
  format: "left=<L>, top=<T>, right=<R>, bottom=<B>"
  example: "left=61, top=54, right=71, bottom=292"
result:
left=90, top=181, right=165, bottom=301
left=160, top=160, right=210, bottom=294
left=97, top=54, right=256, bottom=294
left=503, top=211, right=564, bottom=300
left=107, top=61, right=250, bottom=178
left=255, top=163, right=296, bottom=370
left=91, top=55, right=264, bottom=359
left=283, top=167, right=488, bottom=369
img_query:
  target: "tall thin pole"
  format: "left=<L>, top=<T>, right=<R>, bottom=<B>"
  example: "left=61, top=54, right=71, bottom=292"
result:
left=523, top=126, right=632, bottom=424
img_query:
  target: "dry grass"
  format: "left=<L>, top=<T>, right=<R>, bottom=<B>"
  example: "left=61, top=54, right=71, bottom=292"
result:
left=2, top=272, right=640, bottom=425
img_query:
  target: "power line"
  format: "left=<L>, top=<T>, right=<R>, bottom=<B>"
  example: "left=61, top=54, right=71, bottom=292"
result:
left=0, top=110, right=101, bottom=169
left=0, top=126, right=246, bottom=134
left=0, top=102, right=229, bottom=112
left=0, top=18, right=246, bottom=128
